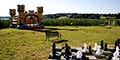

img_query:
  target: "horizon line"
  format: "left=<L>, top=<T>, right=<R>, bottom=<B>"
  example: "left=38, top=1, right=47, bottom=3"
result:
left=0, top=12, right=120, bottom=16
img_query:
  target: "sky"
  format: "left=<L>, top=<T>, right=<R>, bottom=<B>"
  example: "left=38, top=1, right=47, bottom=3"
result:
left=0, top=0, right=120, bottom=16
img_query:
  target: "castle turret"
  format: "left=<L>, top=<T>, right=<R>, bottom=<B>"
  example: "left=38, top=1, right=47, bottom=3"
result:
left=37, top=6, right=43, bottom=13
left=9, top=9, right=17, bottom=27
left=37, top=6, right=43, bottom=23
left=17, top=4, right=25, bottom=12
left=17, top=4, right=26, bottom=24
left=9, top=9, right=16, bottom=16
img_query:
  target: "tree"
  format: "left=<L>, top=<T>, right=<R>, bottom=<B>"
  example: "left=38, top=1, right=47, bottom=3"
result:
left=116, top=13, right=120, bottom=19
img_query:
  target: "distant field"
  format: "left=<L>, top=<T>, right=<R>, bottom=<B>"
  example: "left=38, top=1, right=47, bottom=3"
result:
left=0, top=26, right=120, bottom=60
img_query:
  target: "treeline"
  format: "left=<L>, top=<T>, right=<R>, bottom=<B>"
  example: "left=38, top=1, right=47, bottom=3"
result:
left=44, top=13, right=120, bottom=19
left=1, top=13, right=120, bottom=29
left=1, top=19, right=120, bottom=28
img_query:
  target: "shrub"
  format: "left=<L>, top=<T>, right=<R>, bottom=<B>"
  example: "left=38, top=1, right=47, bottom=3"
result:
left=116, top=20, right=120, bottom=26
left=0, top=20, right=10, bottom=28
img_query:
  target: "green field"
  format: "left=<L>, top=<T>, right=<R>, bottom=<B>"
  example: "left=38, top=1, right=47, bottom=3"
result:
left=0, top=26, right=120, bottom=60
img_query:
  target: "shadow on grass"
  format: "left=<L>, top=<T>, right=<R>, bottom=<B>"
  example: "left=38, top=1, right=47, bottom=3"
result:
left=33, top=27, right=79, bottom=32
left=54, top=39, right=68, bottom=43
left=49, top=39, right=68, bottom=44
left=46, top=28, right=79, bottom=31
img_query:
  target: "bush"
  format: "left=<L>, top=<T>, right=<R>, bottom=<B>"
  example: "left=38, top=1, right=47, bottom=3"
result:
left=116, top=20, right=120, bottom=26
left=0, top=20, right=10, bottom=28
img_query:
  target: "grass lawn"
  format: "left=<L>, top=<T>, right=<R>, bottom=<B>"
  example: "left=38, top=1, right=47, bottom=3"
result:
left=0, top=26, right=120, bottom=60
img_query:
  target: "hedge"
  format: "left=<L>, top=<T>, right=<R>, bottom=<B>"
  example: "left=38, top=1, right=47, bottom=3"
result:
left=42, top=19, right=105, bottom=26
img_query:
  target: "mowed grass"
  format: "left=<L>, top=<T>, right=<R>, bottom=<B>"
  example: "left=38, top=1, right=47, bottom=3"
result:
left=0, top=26, right=120, bottom=60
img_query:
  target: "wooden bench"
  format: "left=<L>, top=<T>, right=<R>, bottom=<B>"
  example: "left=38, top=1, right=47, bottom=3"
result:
left=45, top=31, right=62, bottom=41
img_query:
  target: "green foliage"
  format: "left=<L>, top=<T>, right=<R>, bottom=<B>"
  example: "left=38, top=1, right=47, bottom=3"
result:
left=0, top=20, right=10, bottom=28
left=43, top=19, right=105, bottom=26
left=1, top=19, right=120, bottom=29
left=116, top=20, right=120, bottom=25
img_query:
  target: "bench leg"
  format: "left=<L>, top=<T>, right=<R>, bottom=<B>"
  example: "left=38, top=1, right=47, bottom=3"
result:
left=46, top=37, right=47, bottom=41
left=57, top=36, right=62, bottom=40
left=46, top=37, right=49, bottom=41
left=48, top=38, right=50, bottom=41
left=56, top=36, right=58, bottom=40
left=60, top=35, right=62, bottom=39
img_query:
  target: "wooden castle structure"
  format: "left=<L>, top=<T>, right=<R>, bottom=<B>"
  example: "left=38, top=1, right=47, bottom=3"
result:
left=9, top=4, right=44, bottom=29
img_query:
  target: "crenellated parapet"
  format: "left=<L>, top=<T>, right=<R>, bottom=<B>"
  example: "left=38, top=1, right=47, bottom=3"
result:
left=37, top=6, right=44, bottom=21
left=17, top=4, right=25, bottom=12
left=37, top=6, right=43, bottom=13
left=28, top=10, right=34, bottom=13
left=9, top=9, right=16, bottom=16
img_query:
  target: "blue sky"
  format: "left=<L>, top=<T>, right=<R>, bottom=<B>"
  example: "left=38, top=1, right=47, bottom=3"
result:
left=0, top=0, right=120, bottom=16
